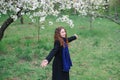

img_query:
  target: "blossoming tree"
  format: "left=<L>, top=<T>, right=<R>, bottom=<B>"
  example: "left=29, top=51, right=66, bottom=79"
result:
left=73, top=0, right=108, bottom=29
left=0, top=0, right=107, bottom=40
left=0, top=0, right=75, bottom=40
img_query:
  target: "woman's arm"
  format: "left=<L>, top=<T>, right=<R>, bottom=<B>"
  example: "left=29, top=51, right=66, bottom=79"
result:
left=45, top=40, right=60, bottom=63
left=41, top=40, right=60, bottom=67
left=68, top=34, right=78, bottom=42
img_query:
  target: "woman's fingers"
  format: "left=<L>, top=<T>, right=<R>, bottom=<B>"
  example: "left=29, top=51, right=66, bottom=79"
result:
left=74, top=34, right=78, bottom=39
left=41, top=59, right=48, bottom=67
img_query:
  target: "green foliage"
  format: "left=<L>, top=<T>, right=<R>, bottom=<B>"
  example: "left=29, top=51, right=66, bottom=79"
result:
left=0, top=14, right=120, bottom=80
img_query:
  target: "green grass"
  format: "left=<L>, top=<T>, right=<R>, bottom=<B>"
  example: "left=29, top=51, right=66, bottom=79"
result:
left=0, top=15, right=120, bottom=80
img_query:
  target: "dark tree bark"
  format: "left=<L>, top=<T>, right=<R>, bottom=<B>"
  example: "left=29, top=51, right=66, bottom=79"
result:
left=20, top=16, right=24, bottom=24
left=0, top=7, right=23, bottom=41
left=0, top=17, right=14, bottom=40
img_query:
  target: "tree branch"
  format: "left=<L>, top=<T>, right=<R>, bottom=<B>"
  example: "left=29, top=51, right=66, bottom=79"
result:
left=0, top=7, right=23, bottom=41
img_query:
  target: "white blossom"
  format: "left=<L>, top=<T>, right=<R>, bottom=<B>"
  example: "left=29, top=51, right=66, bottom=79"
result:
left=49, top=21, right=53, bottom=25
left=41, top=25, right=45, bottom=29
left=39, top=17, right=46, bottom=23
left=11, top=15, right=18, bottom=21
left=0, top=0, right=107, bottom=28
left=16, top=8, right=21, bottom=13
left=31, top=19, right=36, bottom=23
left=56, top=15, right=74, bottom=28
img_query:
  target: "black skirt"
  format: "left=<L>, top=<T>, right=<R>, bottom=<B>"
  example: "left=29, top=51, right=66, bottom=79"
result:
left=52, top=59, right=69, bottom=80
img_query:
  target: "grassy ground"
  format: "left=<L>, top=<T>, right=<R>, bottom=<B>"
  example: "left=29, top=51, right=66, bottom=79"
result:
left=0, top=15, right=120, bottom=80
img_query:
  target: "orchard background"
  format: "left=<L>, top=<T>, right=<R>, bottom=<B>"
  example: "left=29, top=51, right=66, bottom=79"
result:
left=0, top=0, right=120, bottom=80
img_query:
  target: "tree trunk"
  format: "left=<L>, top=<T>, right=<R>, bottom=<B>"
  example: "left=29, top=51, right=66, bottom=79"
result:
left=89, top=14, right=93, bottom=30
left=0, top=17, right=14, bottom=40
left=20, top=16, right=24, bottom=24
left=114, top=6, right=119, bottom=20
left=0, top=7, right=23, bottom=41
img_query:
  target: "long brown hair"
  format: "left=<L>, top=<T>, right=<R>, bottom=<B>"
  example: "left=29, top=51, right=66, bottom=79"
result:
left=54, top=27, right=68, bottom=46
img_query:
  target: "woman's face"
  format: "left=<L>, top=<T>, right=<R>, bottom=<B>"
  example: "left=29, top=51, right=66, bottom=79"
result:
left=60, top=29, right=66, bottom=38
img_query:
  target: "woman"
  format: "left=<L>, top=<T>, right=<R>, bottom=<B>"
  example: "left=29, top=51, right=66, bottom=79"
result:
left=41, top=26, right=78, bottom=80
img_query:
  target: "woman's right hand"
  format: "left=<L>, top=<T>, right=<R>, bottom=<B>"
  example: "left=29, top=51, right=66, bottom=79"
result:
left=41, top=59, right=48, bottom=67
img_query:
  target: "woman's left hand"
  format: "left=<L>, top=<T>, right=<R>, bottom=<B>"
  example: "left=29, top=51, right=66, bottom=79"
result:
left=74, top=34, right=78, bottom=39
